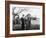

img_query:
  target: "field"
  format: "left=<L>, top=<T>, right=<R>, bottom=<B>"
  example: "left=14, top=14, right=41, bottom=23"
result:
left=13, top=24, right=40, bottom=31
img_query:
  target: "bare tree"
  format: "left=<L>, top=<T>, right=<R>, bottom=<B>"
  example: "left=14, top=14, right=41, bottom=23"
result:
left=12, top=7, right=29, bottom=16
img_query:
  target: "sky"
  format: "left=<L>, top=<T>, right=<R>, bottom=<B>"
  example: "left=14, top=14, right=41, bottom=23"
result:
left=11, top=4, right=42, bottom=18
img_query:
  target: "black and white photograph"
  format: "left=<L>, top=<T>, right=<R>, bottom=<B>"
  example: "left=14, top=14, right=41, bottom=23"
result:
left=10, top=4, right=43, bottom=34
left=5, top=1, right=45, bottom=37
left=12, top=7, right=40, bottom=30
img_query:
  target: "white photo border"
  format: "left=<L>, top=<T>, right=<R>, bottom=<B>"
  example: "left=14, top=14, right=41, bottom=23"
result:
left=10, top=4, right=43, bottom=34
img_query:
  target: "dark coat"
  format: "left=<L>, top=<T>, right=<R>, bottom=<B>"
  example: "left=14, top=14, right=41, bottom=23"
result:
left=21, top=17, right=25, bottom=30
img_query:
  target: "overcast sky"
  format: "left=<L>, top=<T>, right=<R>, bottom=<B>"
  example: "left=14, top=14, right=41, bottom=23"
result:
left=10, top=4, right=42, bottom=18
